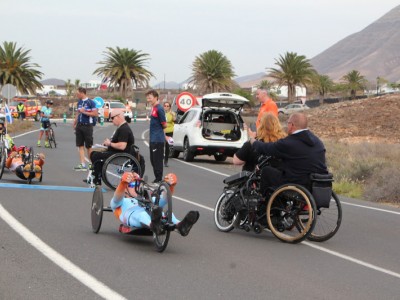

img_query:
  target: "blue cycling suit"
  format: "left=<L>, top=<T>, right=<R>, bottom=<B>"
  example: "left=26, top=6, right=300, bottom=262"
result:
left=110, top=195, right=179, bottom=228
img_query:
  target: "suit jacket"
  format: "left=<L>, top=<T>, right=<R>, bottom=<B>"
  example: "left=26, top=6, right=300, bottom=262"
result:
left=252, top=130, right=328, bottom=186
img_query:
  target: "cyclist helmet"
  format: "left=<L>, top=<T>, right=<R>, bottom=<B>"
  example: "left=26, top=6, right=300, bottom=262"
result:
left=46, top=100, right=53, bottom=105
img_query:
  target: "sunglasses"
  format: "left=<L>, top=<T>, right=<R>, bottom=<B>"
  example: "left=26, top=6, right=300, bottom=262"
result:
left=111, top=114, right=121, bottom=120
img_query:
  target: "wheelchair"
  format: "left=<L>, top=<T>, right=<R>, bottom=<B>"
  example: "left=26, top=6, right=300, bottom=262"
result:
left=91, top=177, right=174, bottom=252
left=87, top=145, right=145, bottom=190
left=214, top=156, right=342, bottom=243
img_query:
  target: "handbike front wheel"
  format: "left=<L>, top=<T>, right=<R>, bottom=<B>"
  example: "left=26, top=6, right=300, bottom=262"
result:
left=214, top=190, right=238, bottom=232
left=153, top=182, right=172, bottom=252
left=307, top=192, right=342, bottom=242
left=267, top=184, right=317, bottom=244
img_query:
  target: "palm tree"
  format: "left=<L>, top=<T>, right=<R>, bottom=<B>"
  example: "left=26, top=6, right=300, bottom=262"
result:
left=93, top=47, right=153, bottom=98
left=341, top=70, right=367, bottom=99
left=74, top=79, right=80, bottom=92
left=189, top=50, right=236, bottom=94
left=313, top=74, right=334, bottom=104
left=65, top=79, right=73, bottom=97
left=0, top=41, right=43, bottom=94
left=257, top=79, right=274, bottom=91
left=268, top=52, right=315, bottom=103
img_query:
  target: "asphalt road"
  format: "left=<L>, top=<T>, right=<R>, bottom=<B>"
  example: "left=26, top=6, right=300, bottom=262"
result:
left=1, top=120, right=399, bottom=299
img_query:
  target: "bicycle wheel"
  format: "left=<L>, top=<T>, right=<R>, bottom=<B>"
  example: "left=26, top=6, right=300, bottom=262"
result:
left=0, top=144, right=6, bottom=180
left=307, top=192, right=342, bottom=242
left=102, top=153, right=142, bottom=190
left=267, top=184, right=316, bottom=244
left=153, top=182, right=172, bottom=252
left=91, top=186, right=104, bottom=233
left=214, top=190, right=239, bottom=232
left=25, top=147, right=35, bottom=184
left=48, top=128, right=57, bottom=148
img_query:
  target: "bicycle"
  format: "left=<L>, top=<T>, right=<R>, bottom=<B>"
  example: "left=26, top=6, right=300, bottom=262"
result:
left=91, top=177, right=174, bottom=252
left=47, top=122, right=57, bottom=148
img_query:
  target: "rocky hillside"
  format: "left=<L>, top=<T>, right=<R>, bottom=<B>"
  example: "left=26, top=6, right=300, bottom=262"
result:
left=310, top=5, right=400, bottom=82
left=305, top=94, right=400, bottom=144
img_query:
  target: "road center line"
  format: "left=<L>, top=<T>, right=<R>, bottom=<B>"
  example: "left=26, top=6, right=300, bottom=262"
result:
left=172, top=194, right=400, bottom=279
left=0, top=204, right=127, bottom=300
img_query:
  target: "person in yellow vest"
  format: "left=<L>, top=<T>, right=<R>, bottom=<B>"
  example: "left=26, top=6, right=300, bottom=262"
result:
left=163, top=101, right=176, bottom=167
left=17, top=102, right=26, bottom=120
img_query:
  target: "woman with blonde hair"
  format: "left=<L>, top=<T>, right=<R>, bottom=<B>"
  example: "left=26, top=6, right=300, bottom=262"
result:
left=233, top=113, right=286, bottom=171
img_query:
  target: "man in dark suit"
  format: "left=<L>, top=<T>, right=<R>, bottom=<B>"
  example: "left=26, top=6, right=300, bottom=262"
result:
left=249, top=112, right=328, bottom=193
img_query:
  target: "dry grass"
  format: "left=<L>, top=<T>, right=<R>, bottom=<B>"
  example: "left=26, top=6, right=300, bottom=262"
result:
left=7, top=119, right=35, bottom=134
left=325, top=139, right=400, bottom=204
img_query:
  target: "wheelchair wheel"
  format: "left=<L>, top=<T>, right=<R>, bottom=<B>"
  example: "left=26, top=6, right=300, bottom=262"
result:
left=266, top=184, right=317, bottom=244
left=91, top=186, right=104, bottom=233
left=102, top=153, right=142, bottom=190
left=0, top=144, right=6, bottom=180
left=307, top=192, right=342, bottom=242
left=153, top=182, right=172, bottom=252
left=214, top=190, right=238, bottom=232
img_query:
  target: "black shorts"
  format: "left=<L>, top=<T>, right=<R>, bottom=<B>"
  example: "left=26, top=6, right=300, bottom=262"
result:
left=75, top=123, right=93, bottom=148
left=41, top=120, right=50, bottom=130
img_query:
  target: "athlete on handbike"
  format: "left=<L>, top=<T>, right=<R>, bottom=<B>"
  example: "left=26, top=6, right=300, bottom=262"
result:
left=111, top=172, right=200, bottom=237
left=5, top=146, right=45, bottom=181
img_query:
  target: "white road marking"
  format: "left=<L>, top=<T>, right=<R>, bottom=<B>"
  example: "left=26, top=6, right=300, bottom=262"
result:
left=171, top=195, right=400, bottom=280
left=0, top=204, right=127, bottom=300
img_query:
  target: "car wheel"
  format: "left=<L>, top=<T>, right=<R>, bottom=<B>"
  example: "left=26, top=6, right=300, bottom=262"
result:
left=171, top=150, right=180, bottom=158
left=214, top=153, right=227, bottom=162
left=183, top=139, right=194, bottom=162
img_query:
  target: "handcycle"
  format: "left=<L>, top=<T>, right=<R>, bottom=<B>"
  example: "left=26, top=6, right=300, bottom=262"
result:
left=46, top=122, right=57, bottom=148
left=91, top=177, right=174, bottom=252
left=214, top=155, right=342, bottom=243
left=86, top=145, right=145, bottom=190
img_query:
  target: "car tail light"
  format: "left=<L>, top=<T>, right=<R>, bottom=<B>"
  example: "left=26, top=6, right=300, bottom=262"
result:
left=197, top=147, right=204, bottom=151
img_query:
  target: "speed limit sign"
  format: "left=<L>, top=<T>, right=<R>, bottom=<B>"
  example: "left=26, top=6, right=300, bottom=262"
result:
left=175, top=92, right=197, bottom=112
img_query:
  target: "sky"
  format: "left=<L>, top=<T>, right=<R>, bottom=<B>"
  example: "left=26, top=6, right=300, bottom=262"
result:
left=1, top=0, right=399, bottom=86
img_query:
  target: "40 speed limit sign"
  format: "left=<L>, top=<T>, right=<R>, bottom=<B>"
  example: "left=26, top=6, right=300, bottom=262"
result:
left=175, top=92, right=197, bottom=112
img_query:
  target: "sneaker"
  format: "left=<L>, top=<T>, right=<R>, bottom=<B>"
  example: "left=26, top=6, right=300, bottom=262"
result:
left=74, top=163, right=88, bottom=171
left=88, top=164, right=93, bottom=170
left=45, top=143, right=50, bottom=148
left=150, top=206, right=163, bottom=235
left=164, top=161, right=169, bottom=167
left=37, top=141, right=41, bottom=147
left=176, top=211, right=200, bottom=236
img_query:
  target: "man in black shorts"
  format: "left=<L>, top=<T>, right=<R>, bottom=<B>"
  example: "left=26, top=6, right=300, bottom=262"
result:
left=90, top=110, right=135, bottom=185
left=73, top=87, right=98, bottom=171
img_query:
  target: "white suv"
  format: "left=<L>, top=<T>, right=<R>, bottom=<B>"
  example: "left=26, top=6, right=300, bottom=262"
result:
left=172, top=93, right=249, bottom=162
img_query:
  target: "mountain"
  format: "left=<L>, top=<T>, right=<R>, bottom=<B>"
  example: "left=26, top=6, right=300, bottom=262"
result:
left=234, top=72, right=267, bottom=84
left=41, top=78, right=66, bottom=86
left=152, top=81, right=181, bottom=89
left=310, top=5, right=400, bottom=82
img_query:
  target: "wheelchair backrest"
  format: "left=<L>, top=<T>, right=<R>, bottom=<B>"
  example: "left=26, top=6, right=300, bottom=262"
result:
left=310, top=173, right=333, bottom=208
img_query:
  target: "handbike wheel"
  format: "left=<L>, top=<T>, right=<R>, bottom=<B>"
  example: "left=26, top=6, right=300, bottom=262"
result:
left=102, top=153, right=142, bottom=190
left=266, top=184, right=316, bottom=244
left=26, top=147, right=35, bottom=184
left=214, top=190, right=238, bottom=232
left=153, top=182, right=172, bottom=252
left=0, top=144, right=6, bottom=180
left=91, top=186, right=104, bottom=233
left=307, top=192, right=342, bottom=242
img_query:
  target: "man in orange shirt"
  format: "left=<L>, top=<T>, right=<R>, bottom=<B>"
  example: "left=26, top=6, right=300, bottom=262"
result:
left=255, top=88, right=278, bottom=128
